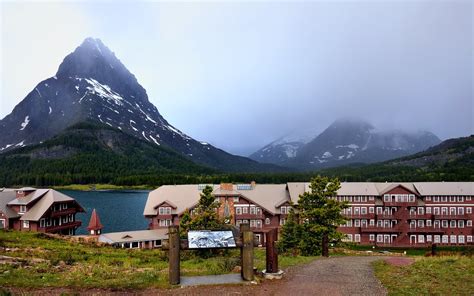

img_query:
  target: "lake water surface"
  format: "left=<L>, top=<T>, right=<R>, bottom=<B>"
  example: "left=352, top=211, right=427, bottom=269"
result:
left=61, top=190, right=150, bottom=235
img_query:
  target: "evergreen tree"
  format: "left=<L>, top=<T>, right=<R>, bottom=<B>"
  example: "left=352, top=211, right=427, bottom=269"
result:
left=180, top=185, right=225, bottom=231
left=278, top=175, right=349, bottom=256
left=277, top=205, right=300, bottom=256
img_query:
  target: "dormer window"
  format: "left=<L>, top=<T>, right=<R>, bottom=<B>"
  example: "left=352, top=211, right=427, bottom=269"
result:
left=19, top=205, right=26, bottom=213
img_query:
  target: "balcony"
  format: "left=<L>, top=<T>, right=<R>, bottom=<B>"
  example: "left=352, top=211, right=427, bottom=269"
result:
left=345, top=213, right=375, bottom=219
left=360, top=226, right=402, bottom=233
left=235, top=213, right=265, bottom=220
left=50, top=208, right=78, bottom=217
left=376, top=213, right=399, bottom=220
left=433, top=214, right=471, bottom=220
left=407, top=214, right=433, bottom=220
left=43, top=221, right=81, bottom=233
left=383, top=202, right=417, bottom=207
left=407, top=227, right=444, bottom=233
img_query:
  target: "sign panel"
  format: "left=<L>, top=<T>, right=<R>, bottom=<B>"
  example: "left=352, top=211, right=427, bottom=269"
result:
left=188, top=230, right=237, bottom=249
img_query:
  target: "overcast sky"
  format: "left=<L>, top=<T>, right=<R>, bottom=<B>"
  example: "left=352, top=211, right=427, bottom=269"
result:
left=1, top=1, right=472, bottom=156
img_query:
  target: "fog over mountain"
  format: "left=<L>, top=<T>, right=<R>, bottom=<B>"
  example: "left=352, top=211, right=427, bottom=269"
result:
left=2, top=1, right=472, bottom=156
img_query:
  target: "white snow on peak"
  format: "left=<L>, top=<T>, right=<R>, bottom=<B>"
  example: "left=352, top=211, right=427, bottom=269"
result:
left=44, top=83, right=49, bottom=87
left=0, top=144, right=13, bottom=151
left=336, top=144, right=359, bottom=149
left=142, top=131, right=150, bottom=142
left=85, top=78, right=124, bottom=106
left=200, top=142, right=209, bottom=145
left=53, top=76, right=57, bottom=80
left=167, top=124, right=191, bottom=140
left=322, top=151, right=333, bottom=158
left=75, top=86, right=79, bottom=91
left=281, top=143, right=300, bottom=158
left=271, top=128, right=317, bottom=147
left=35, top=88, right=42, bottom=97
left=106, top=122, right=113, bottom=127
left=15, top=140, right=25, bottom=147
left=338, top=155, right=345, bottom=160
left=49, top=106, right=52, bottom=114
left=135, top=103, right=157, bottom=124
left=19, top=116, right=30, bottom=131
left=149, top=134, right=160, bottom=146
left=129, top=120, right=138, bottom=132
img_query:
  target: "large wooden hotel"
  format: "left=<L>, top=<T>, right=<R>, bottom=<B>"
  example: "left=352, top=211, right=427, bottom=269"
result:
left=144, top=182, right=473, bottom=247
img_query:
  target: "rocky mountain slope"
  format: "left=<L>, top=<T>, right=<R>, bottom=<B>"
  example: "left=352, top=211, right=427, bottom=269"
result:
left=250, top=118, right=441, bottom=170
left=0, top=38, right=283, bottom=173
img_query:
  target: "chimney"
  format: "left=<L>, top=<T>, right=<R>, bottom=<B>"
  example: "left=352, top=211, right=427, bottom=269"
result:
left=220, top=183, right=233, bottom=191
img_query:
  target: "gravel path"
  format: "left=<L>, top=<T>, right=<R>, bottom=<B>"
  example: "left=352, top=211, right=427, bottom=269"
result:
left=8, top=256, right=387, bottom=295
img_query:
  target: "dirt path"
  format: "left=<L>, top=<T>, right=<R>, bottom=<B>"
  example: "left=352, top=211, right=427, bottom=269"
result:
left=8, top=256, right=387, bottom=296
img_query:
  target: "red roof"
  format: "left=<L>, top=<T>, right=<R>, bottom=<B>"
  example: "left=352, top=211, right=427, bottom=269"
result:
left=87, top=208, right=103, bottom=230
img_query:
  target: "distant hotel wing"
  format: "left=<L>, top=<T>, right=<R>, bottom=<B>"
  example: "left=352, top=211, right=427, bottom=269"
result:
left=188, top=230, right=237, bottom=249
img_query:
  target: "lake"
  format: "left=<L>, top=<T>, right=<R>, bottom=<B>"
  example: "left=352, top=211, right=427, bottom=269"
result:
left=61, top=190, right=150, bottom=235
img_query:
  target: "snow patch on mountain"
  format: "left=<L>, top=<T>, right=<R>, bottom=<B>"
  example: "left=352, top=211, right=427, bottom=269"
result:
left=19, top=116, right=30, bottom=131
left=85, top=78, right=124, bottom=106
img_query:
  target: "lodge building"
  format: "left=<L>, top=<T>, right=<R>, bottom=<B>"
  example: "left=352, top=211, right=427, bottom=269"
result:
left=144, top=182, right=473, bottom=247
left=0, top=187, right=84, bottom=235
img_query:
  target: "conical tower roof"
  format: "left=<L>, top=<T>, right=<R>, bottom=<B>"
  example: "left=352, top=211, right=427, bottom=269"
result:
left=87, top=208, right=103, bottom=231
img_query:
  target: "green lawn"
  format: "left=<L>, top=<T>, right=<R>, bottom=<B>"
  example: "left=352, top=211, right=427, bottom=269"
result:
left=373, top=256, right=474, bottom=296
left=0, top=230, right=316, bottom=289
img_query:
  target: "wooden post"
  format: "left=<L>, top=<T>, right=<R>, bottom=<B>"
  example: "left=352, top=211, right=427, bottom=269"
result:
left=322, top=233, right=329, bottom=257
left=240, top=223, right=250, bottom=278
left=242, top=229, right=254, bottom=281
left=168, top=225, right=180, bottom=285
left=265, top=228, right=279, bottom=273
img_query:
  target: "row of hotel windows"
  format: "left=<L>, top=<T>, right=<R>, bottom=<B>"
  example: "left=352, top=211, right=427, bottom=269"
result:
left=342, top=219, right=473, bottom=228
left=427, top=196, right=472, bottom=202
left=158, top=207, right=172, bottom=215
left=39, top=214, right=75, bottom=228
left=345, top=234, right=473, bottom=244
left=235, top=205, right=262, bottom=215
left=343, top=206, right=472, bottom=215
left=236, top=219, right=263, bottom=228
left=19, top=203, right=70, bottom=215
left=158, top=219, right=172, bottom=226
left=383, top=194, right=416, bottom=203
left=334, top=196, right=374, bottom=202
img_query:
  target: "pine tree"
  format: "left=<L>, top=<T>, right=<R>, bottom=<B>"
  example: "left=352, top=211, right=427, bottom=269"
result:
left=277, top=205, right=300, bottom=256
left=180, top=185, right=225, bottom=231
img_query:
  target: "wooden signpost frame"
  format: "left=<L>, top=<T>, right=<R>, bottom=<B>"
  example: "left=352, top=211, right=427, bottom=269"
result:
left=163, top=223, right=263, bottom=285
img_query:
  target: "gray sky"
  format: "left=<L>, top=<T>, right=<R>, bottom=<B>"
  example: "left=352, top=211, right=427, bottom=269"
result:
left=1, top=1, right=472, bottom=156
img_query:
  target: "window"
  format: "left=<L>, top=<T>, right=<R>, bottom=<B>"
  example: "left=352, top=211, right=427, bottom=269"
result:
left=250, top=206, right=256, bottom=215
left=354, top=219, right=360, bottom=227
left=426, top=235, right=432, bottom=242
left=450, top=220, right=456, bottom=228
left=256, top=207, right=261, bottom=215
left=376, top=207, right=382, bottom=214
left=409, top=194, right=415, bottom=202
left=426, top=220, right=432, bottom=227
left=354, top=234, right=360, bottom=242
left=62, top=216, right=68, bottom=223
left=450, top=235, right=457, bottom=244
left=354, top=196, right=360, bottom=202
left=346, top=234, right=353, bottom=242
left=467, top=220, right=472, bottom=227
left=418, top=207, right=424, bottom=215
left=377, top=235, right=383, bottom=243
left=458, top=220, right=464, bottom=228
left=354, top=207, right=360, bottom=215
left=458, top=196, right=464, bottom=202
left=280, top=218, right=286, bottom=225
left=40, top=218, right=45, bottom=228
left=68, top=214, right=73, bottom=222
left=265, top=218, right=270, bottom=225
left=369, top=234, right=375, bottom=241
left=256, top=220, right=262, bottom=228
left=0, top=219, right=5, bottom=229
left=434, top=196, right=439, bottom=202
left=369, top=219, right=375, bottom=226
left=450, top=196, right=455, bottom=202
left=236, top=207, right=242, bottom=215
left=19, top=205, right=26, bottom=213
left=369, top=196, right=374, bottom=201
left=441, top=207, right=448, bottom=215
left=458, top=207, right=464, bottom=215
left=467, top=207, right=472, bottom=214
left=280, top=206, right=286, bottom=214
left=442, top=196, right=447, bottom=202
left=369, top=207, right=374, bottom=213
left=442, top=220, right=448, bottom=228
left=459, top=236, right=465, bottom=244
left=361, top=207, right=367, bottom=214
left=418, top=220, right=424, bottom=228
left=425, top=196, right=431, bottom=201
left=434, top=235, right=441, bottom=243
left=434, top=207, right=440, bottom=215
left=154, top=240, right=162, bottom=247
left=242, top=206, right=248, bottom=214
left=23, top=221, right=29, bottom=228
left=467, top=236, right=473, bottom=243
left=418, top=235, right=424, bottom=243
left=466, top=196, right=471, bottom=201
left=361, top=196, right=367, bottom=202
left=426, top=207, right=431, bottom=214
left=450, top=207, right=456, bottom=215
left=442, top=235, right=448, bottom=243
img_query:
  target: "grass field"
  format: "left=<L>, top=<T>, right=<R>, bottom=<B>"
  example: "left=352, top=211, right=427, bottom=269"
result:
left=0, top=230, right=316, bottom=290
left=373, top=256, right=474, bottom=296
